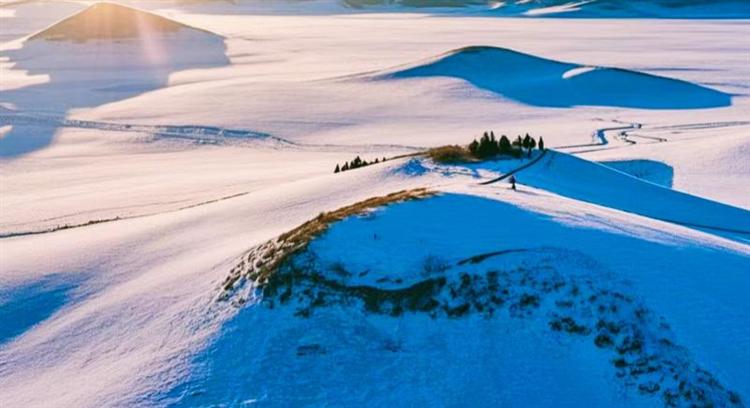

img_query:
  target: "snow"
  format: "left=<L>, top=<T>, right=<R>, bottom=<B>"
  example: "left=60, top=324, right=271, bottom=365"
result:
left=1, top=2, right=749, bottom=407
left=470, top=150, right=750, bottom=242
left=599, top=159, right=673, bottom=188
left=0, top=0, right=85, bottom=43
left=380, top=46, right=732, bottom=109
left=0, top=2, right=229, bottom=157
left=162, top=187, right=749, bottom=406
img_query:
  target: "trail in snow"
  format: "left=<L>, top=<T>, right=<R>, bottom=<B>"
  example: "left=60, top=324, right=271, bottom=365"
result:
left=557, top=121, right=644, bottom=153
left=0, top=191, right=256, bottom=239
left=479, top=149, right=549, bottom=185
left=0, top=109, right=425, bottom=153
left=650, top=121, right=750, bottom=132
left=561, top=120, right=750, bottom=155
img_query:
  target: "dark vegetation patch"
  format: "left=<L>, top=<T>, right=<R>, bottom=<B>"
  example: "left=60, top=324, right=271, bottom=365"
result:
left=425, top=145, right=477, bottom=164
left=333, top=155, right=387, bottom=173
left=247, top=247, right=743, bottom=408
left=456, top=249, right=528, bottom=265
left=427, top=131, right=545, bottom=164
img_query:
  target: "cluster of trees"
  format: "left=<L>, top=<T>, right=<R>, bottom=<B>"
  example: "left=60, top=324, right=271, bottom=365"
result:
left=334, top=156, right=387, bottom=173
left=468, top=131, right=544, bottom=159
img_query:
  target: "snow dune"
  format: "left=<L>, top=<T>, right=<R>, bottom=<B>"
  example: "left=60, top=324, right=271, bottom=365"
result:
left=377, top=46, right=732, bottom=109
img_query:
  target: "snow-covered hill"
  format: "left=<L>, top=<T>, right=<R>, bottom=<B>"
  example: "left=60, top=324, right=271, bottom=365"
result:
left=156, top=159, right=750, bottom=407
left=376, top=46, right=732, bottom=109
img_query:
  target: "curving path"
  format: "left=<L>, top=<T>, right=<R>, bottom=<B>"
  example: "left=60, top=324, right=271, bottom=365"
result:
left=558, top=121, right=644, bottom=154
left=478, top=149, right=549, bottom=185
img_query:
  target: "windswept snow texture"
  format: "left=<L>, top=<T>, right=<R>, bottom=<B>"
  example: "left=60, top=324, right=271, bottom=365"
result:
left=380, top=46, right=731, bottom=109
left=0, top=2, right=229, bottom=157
left=162, top=193, right=750, bottom=407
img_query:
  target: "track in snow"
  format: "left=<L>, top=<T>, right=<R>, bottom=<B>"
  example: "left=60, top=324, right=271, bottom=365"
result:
left=0, top=109, right=424, bottom=153
left=478, top=149, right=549, bottom=185
left=557, top=120, right=645, bottom=154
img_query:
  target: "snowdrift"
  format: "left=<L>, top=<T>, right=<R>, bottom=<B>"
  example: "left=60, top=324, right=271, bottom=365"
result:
left=0, top=2, right=229, bottom=157
left=376, top=46, right=731, bottom=109
left=512, top=151, right=750, bottom=240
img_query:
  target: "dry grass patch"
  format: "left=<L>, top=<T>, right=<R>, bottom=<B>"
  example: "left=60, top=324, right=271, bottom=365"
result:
left=220, top=188, right=435, bottom=298
left=425, top=145, right=477, bottom=164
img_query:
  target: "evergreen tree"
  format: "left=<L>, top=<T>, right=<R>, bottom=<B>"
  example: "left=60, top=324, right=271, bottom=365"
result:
left=478, top=133, right=489, bottom=158
left=539, top=137, right=545, bottom=151
left=468, top=139, right=479, bottom=155
left=342, top=162, right=349, bottom=171
left=513, top=135, right=523, bottom=147
left=522, top=134, right=531, bottom=150
left=528, top=138, right=536, bottom=157
left=499, top=135, right=511, bottom=154
left=334, top=164, right=340, bottom=173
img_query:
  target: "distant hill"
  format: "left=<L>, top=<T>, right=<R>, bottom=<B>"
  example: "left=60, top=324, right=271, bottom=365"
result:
left=27, top=2, right=218, bottom=42
left=375, top=46, right=731, bottom=109
left=342, top=0, right=750, bottom=18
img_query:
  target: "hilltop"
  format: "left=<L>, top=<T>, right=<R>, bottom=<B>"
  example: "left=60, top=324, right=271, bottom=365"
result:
left=27, top=2, right=218, bottom=42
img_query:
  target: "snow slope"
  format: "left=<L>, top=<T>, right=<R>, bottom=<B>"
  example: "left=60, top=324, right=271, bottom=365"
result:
left=581, top=123, right=750, bottom=210
left=474, top=150, right=750, bottom=242
left=154, top=167, right=750, bottom=407
left=377, top=46, right=732, bottom=109
left=0, top=0, right=85, bottom=43
left=0, top=160, right=431, bottom=407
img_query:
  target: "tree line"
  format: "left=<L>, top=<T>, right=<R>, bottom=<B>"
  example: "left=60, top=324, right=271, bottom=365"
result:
left=335, top=131, right=546, bottom=172
left=468, top=131, right=544, bottom=159
left=334, top=156, right=387, bottom=173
